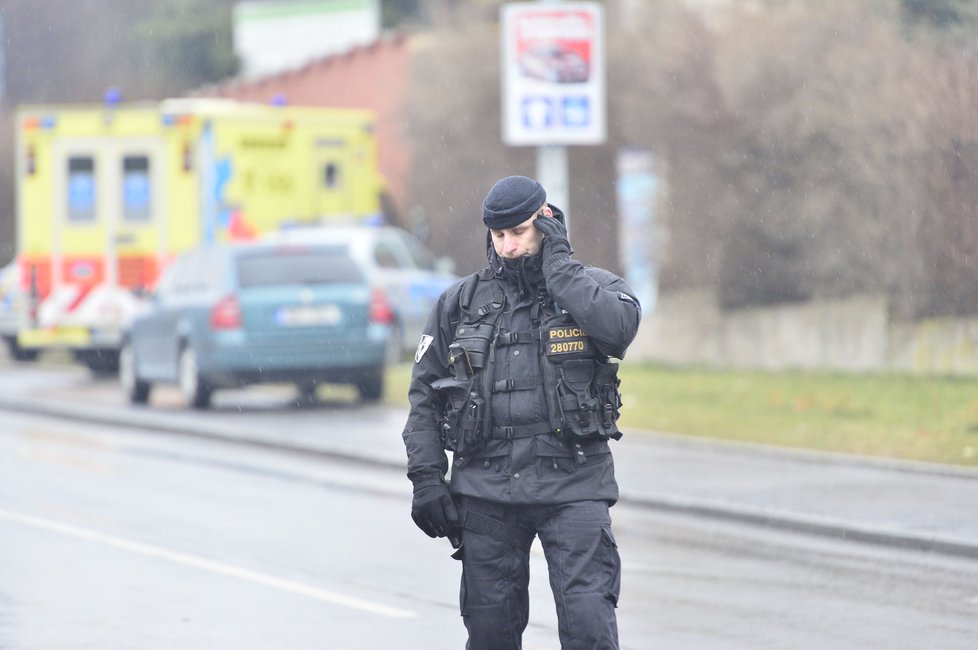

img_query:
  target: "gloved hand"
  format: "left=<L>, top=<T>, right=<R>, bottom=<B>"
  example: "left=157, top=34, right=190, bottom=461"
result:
left=411, top=479, right=459, bottom=538
left=534, top=215, right=571, bottom=259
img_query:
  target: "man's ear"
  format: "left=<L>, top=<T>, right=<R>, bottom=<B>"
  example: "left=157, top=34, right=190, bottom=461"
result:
left=541, top=205, right=554, bottom=218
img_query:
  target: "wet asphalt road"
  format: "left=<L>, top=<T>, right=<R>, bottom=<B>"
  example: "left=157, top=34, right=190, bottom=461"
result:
left=1, top=400, right=977, bottom=649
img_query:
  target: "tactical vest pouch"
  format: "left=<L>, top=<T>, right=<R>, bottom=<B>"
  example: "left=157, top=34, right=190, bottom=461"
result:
left=432, top=377, right=485, bottom=452
left=557, top=359, right=602, bottom=439
left=551, top=359, right=623, bottom=442
left=448, top=322, right=495, bottom=380
left=594, top=361, right=623, bottom=440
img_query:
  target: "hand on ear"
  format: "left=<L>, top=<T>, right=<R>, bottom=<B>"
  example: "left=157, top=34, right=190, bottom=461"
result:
left=533, top=214, right=570, bottom=258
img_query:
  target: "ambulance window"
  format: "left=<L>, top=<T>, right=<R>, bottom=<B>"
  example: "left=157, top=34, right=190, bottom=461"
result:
left=122, top=156, right=151, bottom=222
left=323, top=162, right=341, bottom=189
left=67, top=156, right=96, bottom=223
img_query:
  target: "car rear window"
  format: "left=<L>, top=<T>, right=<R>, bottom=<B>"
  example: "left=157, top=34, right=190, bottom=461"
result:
left=235, top=247, right=364, bottom=288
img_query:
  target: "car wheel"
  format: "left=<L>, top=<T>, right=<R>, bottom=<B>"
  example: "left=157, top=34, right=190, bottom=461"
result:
left=356, top=367, right=384, bottom=403
left=178, top=345, right=212, bottom=409
left=119, top=341, right=151, bottom=405
left=78, top=349, right=120, bottom=376
left=4, top=336, right=39, bottom=362
left=296, top=380, right=319, bottom=405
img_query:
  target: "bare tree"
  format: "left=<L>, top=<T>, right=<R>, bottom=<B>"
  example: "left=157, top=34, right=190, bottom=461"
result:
left=608, top=4, right=732, bottom=289
left=917, top=51, right=978, bottom=316
left=707, top=2, right=942, bottom=312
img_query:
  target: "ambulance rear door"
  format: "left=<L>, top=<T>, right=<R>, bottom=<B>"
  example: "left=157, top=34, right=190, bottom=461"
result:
left=48, top=136, right=167, bottom=334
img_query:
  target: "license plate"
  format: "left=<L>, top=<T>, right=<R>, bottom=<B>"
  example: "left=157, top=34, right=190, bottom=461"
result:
left=19, top=326, right=92, bottom=348
left=276, top=304, right=341, bottom=326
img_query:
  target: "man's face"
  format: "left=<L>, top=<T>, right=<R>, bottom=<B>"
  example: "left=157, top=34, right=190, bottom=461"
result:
left=490, top=208, right=547, bottom=259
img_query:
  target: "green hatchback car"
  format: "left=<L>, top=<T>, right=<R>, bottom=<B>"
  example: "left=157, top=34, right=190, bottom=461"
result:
left=120, top=239, right=393, bottom=409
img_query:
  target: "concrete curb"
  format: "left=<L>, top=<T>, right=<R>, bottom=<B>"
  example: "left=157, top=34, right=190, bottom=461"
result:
left=630, top=427, right=978, bottom=481
left=618, top=492, right=978, bottom=561
left=0, top=396, right=407, bottom=471
left=3, top=394, right=977, bottom=561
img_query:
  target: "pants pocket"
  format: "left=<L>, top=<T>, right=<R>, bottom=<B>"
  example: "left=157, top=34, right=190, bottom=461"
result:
left=601, top=524, right=622, bottom=607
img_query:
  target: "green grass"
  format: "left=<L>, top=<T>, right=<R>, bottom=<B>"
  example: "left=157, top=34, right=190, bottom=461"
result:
left=385, top=363, right=978, bottom=468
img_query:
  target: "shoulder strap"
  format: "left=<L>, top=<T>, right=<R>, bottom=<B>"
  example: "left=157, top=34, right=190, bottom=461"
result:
left=458, top=267, right=505, bottom=320
left=459, top=271, right=480, bottom=312
left=450, top=271, right=481, bottom=333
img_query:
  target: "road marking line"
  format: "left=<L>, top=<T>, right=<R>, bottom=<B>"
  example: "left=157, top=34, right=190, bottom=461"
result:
left=0, top=507, right=415, bottom=619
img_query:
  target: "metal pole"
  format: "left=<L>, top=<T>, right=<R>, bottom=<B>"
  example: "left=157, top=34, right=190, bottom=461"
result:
left=535, top=0, right=570, bottom=232
left=537, top=144, right=569, bottom=230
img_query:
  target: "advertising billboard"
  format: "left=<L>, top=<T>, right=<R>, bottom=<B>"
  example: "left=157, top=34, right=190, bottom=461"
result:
left=501, top=2, right=606, bottom=146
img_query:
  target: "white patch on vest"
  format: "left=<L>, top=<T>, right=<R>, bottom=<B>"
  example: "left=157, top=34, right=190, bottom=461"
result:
left=414, top=335, right=434, bottom=363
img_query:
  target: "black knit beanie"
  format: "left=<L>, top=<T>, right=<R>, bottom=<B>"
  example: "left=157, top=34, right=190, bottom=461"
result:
left=482, top=176, right=546, bottom=230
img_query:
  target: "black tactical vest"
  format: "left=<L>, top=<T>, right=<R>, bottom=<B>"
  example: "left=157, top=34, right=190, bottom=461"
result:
left=432, top=270, right=623, bottom=455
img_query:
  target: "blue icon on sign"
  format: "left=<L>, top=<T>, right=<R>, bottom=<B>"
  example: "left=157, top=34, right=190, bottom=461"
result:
left=522, top=97, right=554, bottom=129
left=562, top=96, right=590, bottom=128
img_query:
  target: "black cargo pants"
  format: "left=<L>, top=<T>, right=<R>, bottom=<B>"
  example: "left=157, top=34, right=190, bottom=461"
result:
left=455, top=496, right=621, bottom=650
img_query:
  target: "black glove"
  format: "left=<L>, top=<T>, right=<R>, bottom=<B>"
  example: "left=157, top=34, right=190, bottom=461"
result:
left=411, top=479, right=459, bottom=538
left=534, top=215, right=571, bottom=259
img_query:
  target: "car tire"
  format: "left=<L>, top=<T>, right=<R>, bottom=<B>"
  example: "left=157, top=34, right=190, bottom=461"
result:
left=296, top=380, right=319, bottom=404
left=119, top=341, right=151, bottom=405
left=77, top=349, right=120, bottom=376
left=3, top=336, right=39, bottom=362
left=178, top=345, right=212, bottom=409
left=356, top=367, right=384, bottom=403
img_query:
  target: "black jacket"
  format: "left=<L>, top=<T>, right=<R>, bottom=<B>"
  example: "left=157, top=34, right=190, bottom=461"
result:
left=402, top=208, right=641, bottom=505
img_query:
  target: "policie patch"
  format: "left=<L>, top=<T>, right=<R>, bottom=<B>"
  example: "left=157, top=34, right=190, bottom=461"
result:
left=546, top=326, right=589, bottom=356
left=414, top=335, right=434, bottom=363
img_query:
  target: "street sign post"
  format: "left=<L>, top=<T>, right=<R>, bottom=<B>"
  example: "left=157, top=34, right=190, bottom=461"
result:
left=501, top=2, right=606, bottom=147
left=500, top=1, right=605, bottom=229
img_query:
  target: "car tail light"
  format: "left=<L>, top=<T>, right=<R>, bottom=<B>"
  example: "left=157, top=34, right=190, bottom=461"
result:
left=368, top=287, right=395, bottom=325
left=210, top=294, right=242, bottom=330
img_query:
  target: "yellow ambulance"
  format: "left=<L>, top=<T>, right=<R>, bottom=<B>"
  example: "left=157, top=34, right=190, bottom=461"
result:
left=14, top=98, right=384, bottom=371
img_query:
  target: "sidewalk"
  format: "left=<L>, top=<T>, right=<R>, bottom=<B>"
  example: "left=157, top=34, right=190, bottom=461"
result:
left=3, top=370, right=977, bottom=560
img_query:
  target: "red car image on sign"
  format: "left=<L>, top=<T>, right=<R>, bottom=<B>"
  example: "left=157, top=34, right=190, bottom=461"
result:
left=518, top=41, right=590, bottom=84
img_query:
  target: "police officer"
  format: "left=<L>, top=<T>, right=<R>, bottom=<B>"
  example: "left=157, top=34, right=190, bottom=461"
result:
left=402, top=175, right=641, bottom=649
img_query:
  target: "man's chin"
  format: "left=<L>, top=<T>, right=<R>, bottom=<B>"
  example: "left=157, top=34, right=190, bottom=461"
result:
left=501, top=252, right=537, bottom=260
